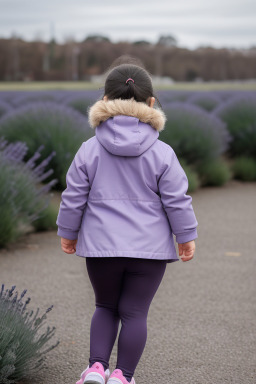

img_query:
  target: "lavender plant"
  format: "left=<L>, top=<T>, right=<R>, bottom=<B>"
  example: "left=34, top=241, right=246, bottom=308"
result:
left=0, top=101, right=12, bottom=118
left=213, top=90, right=236, bottom=101
left=159, top=103, right=232, bottom=186
left=65, top=94, right=95, bottom=116
left=231, top=156, right=256, bottom=181
left=186, top=92, right=220, bottom=111
left=45, top=90, right=102, bottom=105
left=196, top=158, right=232, bottom=186
left=9, top=91, right=58, bottom=108
left=0, top=102, right=93, bottom=188
left=214, top=95, right=256, bottom=159
left=160, top=102, right=231, bottom=165
left=178, top=158, right=200, bottom=192
left=0, top=284, right=59, bottom=384
left=0, top=138, right=57, bottom=247
left=0, top=92, right=15, bottom=106
left=157, top=90, right=194, bottom=105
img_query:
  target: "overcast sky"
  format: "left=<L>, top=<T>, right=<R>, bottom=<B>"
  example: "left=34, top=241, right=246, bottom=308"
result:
left=1, top=0, right=255, bottom=49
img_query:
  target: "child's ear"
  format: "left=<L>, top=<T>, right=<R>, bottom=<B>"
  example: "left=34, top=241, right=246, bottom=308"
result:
left=103, top=96, right=108, bottom=102
left=150, top=97, right=155, bottom=108
left=148, top=97, right=155, bottom=108
left=146, top=97, right=155, bottom=107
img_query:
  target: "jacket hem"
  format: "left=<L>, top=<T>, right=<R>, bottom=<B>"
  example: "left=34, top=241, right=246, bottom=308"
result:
left=75, top=249, right=180, bottom=263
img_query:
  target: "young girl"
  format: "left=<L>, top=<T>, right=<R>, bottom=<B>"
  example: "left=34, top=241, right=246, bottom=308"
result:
left=56, top=62, right=198, bottom=384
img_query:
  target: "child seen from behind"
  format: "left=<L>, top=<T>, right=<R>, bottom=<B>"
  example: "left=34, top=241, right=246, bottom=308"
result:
left=56, top=58, right=198, bottom=384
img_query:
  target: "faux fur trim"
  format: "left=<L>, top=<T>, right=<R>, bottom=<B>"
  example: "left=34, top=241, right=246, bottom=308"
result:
left=88, top=98, right=166, bottom=132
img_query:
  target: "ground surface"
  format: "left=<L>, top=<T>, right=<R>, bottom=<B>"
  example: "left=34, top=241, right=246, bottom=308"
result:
left=1, top=180, right=256, bottom=384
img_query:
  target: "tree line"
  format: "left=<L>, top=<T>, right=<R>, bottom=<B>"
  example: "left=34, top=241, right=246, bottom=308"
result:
left=0, top=35, right=256, bottom=82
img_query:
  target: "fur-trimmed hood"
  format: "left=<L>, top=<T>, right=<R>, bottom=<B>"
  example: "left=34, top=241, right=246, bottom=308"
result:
left=88, top=98, right=166, bottom=132
left=87, top=98, right=167, bottom=157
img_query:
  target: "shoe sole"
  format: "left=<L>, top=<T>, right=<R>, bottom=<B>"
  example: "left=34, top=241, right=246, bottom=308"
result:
left=84, top=381, right=102, bottom=384
left=108, top=378, right=136, bottom=384
left=83, top=372, right=105, bottom=384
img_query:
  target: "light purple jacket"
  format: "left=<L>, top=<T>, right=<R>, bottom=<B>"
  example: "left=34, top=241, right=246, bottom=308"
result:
left=56, top=98, right=198, bottom=263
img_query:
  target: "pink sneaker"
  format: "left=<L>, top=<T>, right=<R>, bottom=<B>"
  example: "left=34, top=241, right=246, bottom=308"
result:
left=107, top=369, right=136, bottom=384
left=76, top=362, right=110, bottom=384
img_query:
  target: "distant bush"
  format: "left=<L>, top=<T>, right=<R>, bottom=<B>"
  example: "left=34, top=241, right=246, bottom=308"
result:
left=213, top=91, right=235, bottom=101
left=179, top=158, right=200, bottom=192
left=10, top=91, right=58, bottom=107
left=57, top=89, right=102, bottom=103
left=0, top=101, right=12, bottom=118
left=196, top=158, right=232, bottom=186
left=158, top=90, right=194, bottom=105
left=32, top=203, right=59, bottom=232
left=65, top=94, right=95, bottom=116
left=0, top=284, right=59, bottom=384
left=214, top=95, right=256, bottom=159
left=0, top=139, right=56, bottom=248
left=232, top=157, right=256, bottom=181
left=0, top=102, right=93, bottom=188
left=160, top=102, right=231, bottom=167
left=186, top=92, right=220, bottom=111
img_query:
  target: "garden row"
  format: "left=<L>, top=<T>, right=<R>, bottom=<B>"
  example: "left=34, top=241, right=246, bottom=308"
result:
left=0, top=89, right=255, bottom=247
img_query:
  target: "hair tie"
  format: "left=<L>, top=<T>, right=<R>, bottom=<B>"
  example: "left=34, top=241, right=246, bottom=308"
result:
left=126, top=78, right=134, bottom=84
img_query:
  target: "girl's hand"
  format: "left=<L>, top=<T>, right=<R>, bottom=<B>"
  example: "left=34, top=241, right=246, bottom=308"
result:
left=178, top=240, right=195, bottom=262
left=61, top=237, right=77, bottom=254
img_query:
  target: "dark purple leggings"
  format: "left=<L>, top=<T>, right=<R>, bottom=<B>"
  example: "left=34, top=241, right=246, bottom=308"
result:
left=86, top=257, right=167, bottom=382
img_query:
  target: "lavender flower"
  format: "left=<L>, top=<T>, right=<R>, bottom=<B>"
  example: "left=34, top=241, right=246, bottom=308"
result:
left=0, top=101, right=93, bottom=189
left=157, top=90, right=195, bottom=105
left=64, top=93, right=97, bottom=116
left=0, top=139, right=57, bottom=247
left=213, top=94, right=256, bottom=158
left=0, top=284, right=59, bottom=383
left=10, top=91, right=57, bottom=108
left=0, top=100, right=12, bottom=119
left=160, top=102, right=232, bottom=165
left=186, top=92, right=221, bottom=111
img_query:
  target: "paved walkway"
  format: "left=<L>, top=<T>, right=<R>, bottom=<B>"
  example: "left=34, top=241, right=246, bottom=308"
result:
left=1, top=180, right=256, bottom=384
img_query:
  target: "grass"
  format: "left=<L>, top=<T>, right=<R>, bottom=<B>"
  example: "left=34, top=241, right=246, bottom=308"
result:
left=0, top=81, right=256, bottom=91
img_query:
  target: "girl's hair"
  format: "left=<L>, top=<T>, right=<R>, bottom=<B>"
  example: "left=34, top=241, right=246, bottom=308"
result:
left=102, top=56, right=163, bottom=109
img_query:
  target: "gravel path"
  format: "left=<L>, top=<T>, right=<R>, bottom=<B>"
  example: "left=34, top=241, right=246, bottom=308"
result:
left=1, top=180, right=256, bottom=384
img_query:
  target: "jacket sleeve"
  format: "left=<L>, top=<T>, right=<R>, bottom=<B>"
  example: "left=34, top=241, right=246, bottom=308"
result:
left=158, top=146, right=198, bottom=244
left=56, top=142, right=90, bottom=240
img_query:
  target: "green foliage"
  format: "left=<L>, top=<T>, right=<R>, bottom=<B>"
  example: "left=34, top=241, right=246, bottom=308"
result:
left=0, top=285, right=59, bottom=384
left=187, top=92, right=220, bottom=111
left=32, top=203, right=58, bottom=231
left=179, top=158, right=200, bottom=192
left=214, top=96, right=256, bottom=158
left=196, top=159, right=232, bottom=186
left=0, top=140, right=56, bottom=248
left=160, top=103, right=231, bottom=168
left=0, top=204, right=18, bottom=248
left=66, top=97, right=93, bottom=116
left=0, top=159, right=45, bottom=247
left=232, top=157, right=256, bottom=181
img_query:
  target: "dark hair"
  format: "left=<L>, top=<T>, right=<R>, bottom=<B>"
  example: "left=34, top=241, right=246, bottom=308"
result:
left=102, top=56, right=163, bottom=109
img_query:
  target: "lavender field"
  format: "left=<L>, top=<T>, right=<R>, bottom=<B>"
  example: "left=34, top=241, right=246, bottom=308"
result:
left=0, top=89, right=256, bottom=186
left=0, top=89, right=256, bottom=247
